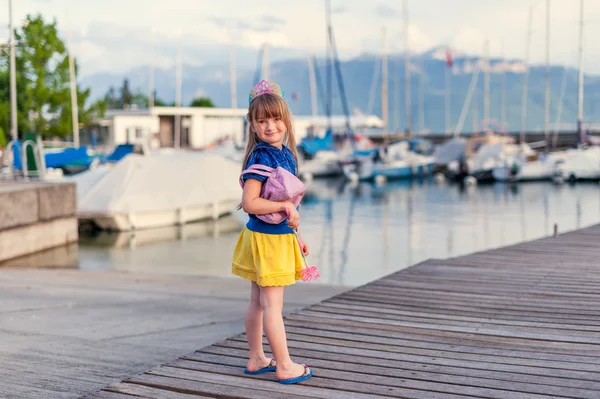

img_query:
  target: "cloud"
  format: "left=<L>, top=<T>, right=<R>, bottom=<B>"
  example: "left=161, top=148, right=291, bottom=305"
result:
left=208, top=14, right=285, bottom=34
left=258, top=15, right=286, bottom=27
left=374, top=4, right=398, bottom=18
left=332, top=6, right=349, bottom=14
left=241, top=30, right=289, bottom=48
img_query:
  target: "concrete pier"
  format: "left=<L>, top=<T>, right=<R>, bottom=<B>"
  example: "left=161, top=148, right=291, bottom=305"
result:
left=0, top=181, right=78, bottom=262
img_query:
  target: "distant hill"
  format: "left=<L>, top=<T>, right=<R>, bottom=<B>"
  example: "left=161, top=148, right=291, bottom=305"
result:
left=80, top=47, right=600, bottom=133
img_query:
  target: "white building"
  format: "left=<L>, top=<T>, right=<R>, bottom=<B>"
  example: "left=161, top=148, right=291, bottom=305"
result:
left=92, top=106, right=384, bottom=149
left=94, top=107, right=247, bottom=149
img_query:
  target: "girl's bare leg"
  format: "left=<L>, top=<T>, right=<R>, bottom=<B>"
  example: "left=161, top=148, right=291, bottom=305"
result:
left=260, top=286, right=308, bottom=380
left=245, top=282, right=271, bottom=372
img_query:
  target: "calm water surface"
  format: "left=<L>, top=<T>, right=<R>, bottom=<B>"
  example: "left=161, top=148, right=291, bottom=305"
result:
left=78, top=179, right=600, bottom=286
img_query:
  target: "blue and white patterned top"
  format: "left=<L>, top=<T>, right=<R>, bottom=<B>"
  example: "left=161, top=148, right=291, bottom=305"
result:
left=241, top=141, right=297, bottom=234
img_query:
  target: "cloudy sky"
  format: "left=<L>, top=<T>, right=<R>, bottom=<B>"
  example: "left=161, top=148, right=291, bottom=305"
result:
left=3, top=0, right=600, bottom=77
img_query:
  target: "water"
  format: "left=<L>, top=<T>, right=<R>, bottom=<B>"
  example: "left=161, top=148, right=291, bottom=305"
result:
left=74, top=179, right=600, bottom=287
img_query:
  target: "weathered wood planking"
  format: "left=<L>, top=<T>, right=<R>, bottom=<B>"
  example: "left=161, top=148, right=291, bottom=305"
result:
left=86, top=224, right=600, bottom=399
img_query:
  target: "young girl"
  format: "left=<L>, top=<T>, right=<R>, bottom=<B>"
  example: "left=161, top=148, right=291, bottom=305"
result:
left=231, top=80, right=312, bottom=384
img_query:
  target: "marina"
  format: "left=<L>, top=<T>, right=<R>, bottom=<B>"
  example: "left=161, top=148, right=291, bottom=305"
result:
left=2, top=0, right=600, bottom=398
left=76, top=178, right=600, bottom=286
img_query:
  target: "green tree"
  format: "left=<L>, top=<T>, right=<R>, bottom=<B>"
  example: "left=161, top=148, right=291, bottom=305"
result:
left=0, top=14, right=105, bottom=140
left=104, top=80, right=152, bottom=109
left=190, top=96, right=215, bottom=107
left=120, top=78, right=133, bottom=108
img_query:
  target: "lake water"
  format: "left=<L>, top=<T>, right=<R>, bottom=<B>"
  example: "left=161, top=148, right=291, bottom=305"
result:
left=76, top=179, right=600, bottom=287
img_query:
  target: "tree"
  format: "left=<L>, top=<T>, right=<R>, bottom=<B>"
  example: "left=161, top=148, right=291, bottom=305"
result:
left=0, top=14, right=105, bottom=140
left=104, top=80, right=152, bottom=109
left=120, top=79, right=133, bottom=108
left=190, top=96, right=215, bottom=108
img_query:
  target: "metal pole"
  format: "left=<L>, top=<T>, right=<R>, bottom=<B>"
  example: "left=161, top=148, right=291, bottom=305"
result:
left=9, top=0, right=18, bottom=141
left=577, top=0, right=584, bottom=145
left=418, top=55, right=425, bottom=134
left=381, top=26, right=388, bottom=141
left=174, top=46, right=182, bottom=148
left=402, top=0, right=411, bottom=133
left=453, top=65, right=480, bottom=138
left=544, top=0, right=551, bottom=152
left=307, top=53, right=318, bottom=125
left=325, top=0, right=332, bottom=132
left=261, top=43, right=269, bottom=81
left=500, top=39, right=507, bottom=131
left=483, top=40, right=490, bottom=132
left=520, top=7, right=533, bottom=145
left=67, top=11, right=79, bottom=148
left=229, top=34, right=237, bottom=109
left=445, top=52, right=451, bottom=135
left=149, top=32, right=154, bottom=108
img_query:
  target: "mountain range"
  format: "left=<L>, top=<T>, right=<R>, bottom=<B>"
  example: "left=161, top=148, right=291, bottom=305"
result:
left=79, top=47, right=600, bottom=133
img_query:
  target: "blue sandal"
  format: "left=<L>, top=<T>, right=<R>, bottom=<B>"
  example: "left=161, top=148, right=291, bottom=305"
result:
left=278, top=365, right=312, bottom=384
left=244, top=358, right=276, bottom=375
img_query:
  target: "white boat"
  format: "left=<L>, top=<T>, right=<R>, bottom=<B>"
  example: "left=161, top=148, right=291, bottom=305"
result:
left=465, top=142, right=535, bottom=182
left=68, top=151, right=241, bottom=231
left=342, top=141, right=434, bottom=181
left=299, top=150, right=343, bottom=179
left=492, top=151, right=566, bottom=182
left=554, top=146, right=600, bottom=181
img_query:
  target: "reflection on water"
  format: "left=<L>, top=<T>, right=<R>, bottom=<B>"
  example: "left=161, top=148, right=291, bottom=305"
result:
left=77, top=179, right=600, bottom=286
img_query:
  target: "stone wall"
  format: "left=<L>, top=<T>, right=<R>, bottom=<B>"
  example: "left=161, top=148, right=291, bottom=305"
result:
left=0, top=182, right=78, bottom=262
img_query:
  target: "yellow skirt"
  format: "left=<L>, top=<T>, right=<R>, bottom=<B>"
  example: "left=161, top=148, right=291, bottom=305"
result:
left=232, top=228, right=304, bottom=286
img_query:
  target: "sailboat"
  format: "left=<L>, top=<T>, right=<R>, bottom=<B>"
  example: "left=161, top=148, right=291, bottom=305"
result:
left=552, top=0, right=600, bottom=182
left=491, top=1, right=567, bottom=183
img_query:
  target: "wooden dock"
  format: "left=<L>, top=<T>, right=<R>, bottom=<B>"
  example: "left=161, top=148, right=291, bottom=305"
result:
left=86, top=224, right=600, bottom=399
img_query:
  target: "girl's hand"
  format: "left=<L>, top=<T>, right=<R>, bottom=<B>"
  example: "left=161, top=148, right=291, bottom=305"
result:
left=297, top=235, right=310, bottom=256
left=283, top=202, right=300, bottom=230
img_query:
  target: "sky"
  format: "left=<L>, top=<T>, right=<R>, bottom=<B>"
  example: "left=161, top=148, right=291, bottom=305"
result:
left=3, top=0, right=600, bottom=77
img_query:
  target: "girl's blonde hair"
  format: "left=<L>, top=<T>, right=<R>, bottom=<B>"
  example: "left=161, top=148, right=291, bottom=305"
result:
left=241, top=93, right=299, bottom=175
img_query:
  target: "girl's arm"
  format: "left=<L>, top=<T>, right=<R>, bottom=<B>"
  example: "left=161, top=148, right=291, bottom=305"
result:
left=242, top=179, right=300, bottom=228
left=296, top=229, right=309, bottom=255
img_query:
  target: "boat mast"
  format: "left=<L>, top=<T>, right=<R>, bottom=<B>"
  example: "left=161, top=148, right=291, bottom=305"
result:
left=402, top=0, right=411, bottom=133
left=500, top=39, right=507, bottom=132
left=229, top=31, right=237, bottom=109
left=325, top=0, right=332, bottom=133
left=381, top=26, right=389, bottom=143
left=544, top=0, right=551, bottom=152
left=483, top=40, right=490, bottom=132
left=307, top=53, right=319, bottom=128
left=576, top=0, right=584, bottom=145
left=445, top=47, right=451, bottom=135
left=520, top=6, right=533, bottom=145
left=67, top=10, right=79, bottom=148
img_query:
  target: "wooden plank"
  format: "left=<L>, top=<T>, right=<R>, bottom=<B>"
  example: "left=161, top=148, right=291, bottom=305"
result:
left=152, top=363, right=527, bottom=399
left=235, top=329, right=600, bottom=366
left=293, top=310, right=600, bottom=343
left=139, top=368, right=384, bottom=399
left=285, top=314, right=600, bottom=355
left=198, top=346, right=600, bottom=392
left=82, top=391, right=148, bottom=399
left=326, top=297, right=600, bottom=325
left=214, top=339, right=600, bottom=381
left=339, top=289, right=600, bottom=314
left=282, top=322, right=600, bottom=363
left=311, top=302, right=600, bottom=331
left=106, top=382, right=221, bottom=398
left=86, top=223, right=600, bottom=398
left=176, top=354, right=598, bottom=398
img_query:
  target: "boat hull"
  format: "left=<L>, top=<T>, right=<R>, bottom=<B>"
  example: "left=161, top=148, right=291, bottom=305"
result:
left=79, top=200, right=239, bottom=231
